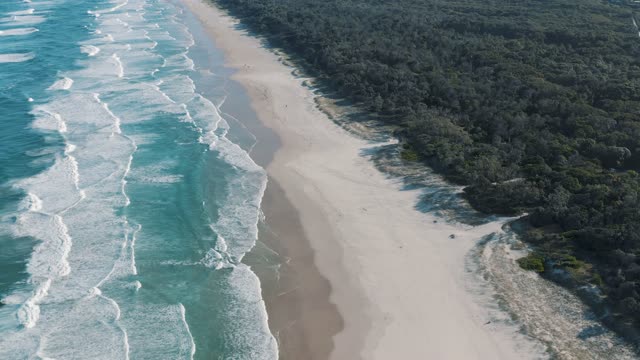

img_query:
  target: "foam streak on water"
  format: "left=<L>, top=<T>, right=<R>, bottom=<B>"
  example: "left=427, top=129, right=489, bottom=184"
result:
left=0, top=52, right=35, bottom=63
left=0, top=0, right=276, bottom=358
left=81, top=44, right=101, bottom=56
left=0, top=27, right=38, bottom=36
left=47, top=77, right=74, bottom=91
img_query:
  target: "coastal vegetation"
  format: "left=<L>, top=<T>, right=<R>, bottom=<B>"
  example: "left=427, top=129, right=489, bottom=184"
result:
left=517, top=253, right=546, bottom=273
left=212, top=0, right=640, bottom=339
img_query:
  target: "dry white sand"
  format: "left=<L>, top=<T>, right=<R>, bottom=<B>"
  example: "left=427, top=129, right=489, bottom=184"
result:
left=182, top=0, right=541, bottom=358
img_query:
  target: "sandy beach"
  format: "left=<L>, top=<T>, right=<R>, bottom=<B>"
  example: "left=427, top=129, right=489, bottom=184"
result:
left=181, top=0, right=538, bottom=358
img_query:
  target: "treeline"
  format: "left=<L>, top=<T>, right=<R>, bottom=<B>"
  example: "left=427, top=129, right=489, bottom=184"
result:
left=212, top=0, right=640, bottom=337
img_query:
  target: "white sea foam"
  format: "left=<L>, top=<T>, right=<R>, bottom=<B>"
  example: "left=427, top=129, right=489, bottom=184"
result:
left=17, top=279, right=51, bottom=328
left=89, top=287, right=102, bottom=297
left=66, top=154, right=81, bottom=195
left=179, top=304, right=196, bottom=359
left=217, top=266, right=278, bottom=356
left=136, top=174, right=183, bottom=183
left=186, top=92, right=268, bottom=264
left=189, top=95, right=223, bottom=148
left=0, top=53, right=35, bottom=63
left=54, top=214, right=72, bottom=277
left=213, top=139, right=268, bottom=261
left=47, top=77, right=74, bottom=90
left=111, top=53, right=124, bottom=78
left=180, top=104, right=194, bottom=123
left=93, top=290, right=130, bottom=359
left=157, top=75, right=196, bottom=104
left=164, top=53, right=195, bottom=71
left=80, top=45, right=101, bottom=56
left=215, top=234, right=228, bottom=253
left=9, top=8, right=35, bottom=15
left=31, top=109, right=67, bottom=133
left=199, top=234, right=233, bottom=269
left=130, top=223, right=141, bottom=276
left=4, top=14, right=45, bottom=25
left=25, top=192, right=43, bottom=212
left=88, top=0, right=128, bottom=16
left=1, top=294, right=24, bottom=305
left=9, top=90, right=117, bottom=334
left=0, top=27, right=38, bottom=36
left=122, top=154, right=134, bottom=206
left=149, top=81, right=176, bottom=104
left=93, top=93, right=122, bottom=134
left=120, top=148, right=137, bottom=279
left=115, top=18, right=129, bottom=27
left=200, top=248, right=231, bottom=270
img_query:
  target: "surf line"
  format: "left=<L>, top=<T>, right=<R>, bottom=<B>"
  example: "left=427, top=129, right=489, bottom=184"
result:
left=17, top=114, right=83, bottom=329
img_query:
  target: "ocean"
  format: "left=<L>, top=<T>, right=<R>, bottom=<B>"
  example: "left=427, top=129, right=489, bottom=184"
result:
left=0, top=0, right=277, bottom=358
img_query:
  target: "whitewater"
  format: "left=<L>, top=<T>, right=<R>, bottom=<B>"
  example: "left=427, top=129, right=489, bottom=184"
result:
left=0, top=0, right=277, bottom=358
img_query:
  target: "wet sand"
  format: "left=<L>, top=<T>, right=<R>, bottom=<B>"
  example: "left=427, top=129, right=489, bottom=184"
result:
left=251, top=179, right=344, bottom=359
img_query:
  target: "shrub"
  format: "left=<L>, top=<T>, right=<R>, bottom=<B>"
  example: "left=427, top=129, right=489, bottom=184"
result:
left=517, top=253, right=545, bottom=273
left=400, top=149, right=419, bottom=162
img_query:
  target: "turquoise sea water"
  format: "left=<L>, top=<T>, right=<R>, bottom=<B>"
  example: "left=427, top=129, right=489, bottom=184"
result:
left=0, top=0, right=277, bottom=358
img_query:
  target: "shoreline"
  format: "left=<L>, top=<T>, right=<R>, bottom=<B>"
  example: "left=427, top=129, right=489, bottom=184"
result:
left=181, top=0, right=541, bottom=359
left=213, top=58, right=345, bottom=358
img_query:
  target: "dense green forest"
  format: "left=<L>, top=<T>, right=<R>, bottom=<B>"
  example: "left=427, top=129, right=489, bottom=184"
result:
left=212, top=0, right=640, bottom=339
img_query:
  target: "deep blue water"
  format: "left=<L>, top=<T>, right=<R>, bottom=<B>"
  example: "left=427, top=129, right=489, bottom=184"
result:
left=0, top=0, right=276, bottom=358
